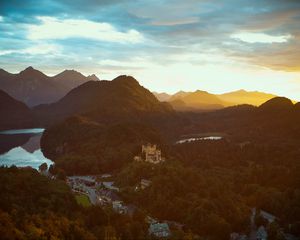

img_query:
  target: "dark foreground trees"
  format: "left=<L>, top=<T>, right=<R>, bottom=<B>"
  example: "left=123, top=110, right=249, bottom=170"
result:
left=0, top=166, right=148, bottom=240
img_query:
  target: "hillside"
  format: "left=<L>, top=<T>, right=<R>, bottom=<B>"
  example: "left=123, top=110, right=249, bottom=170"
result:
left=0, top=89, right=34, bottom=130
left=38, top=76, right=180, bottom=174
left=34, top=75, right=175, bottom=125
left=187, top=97, right=300, bottom=144
left=41, top=117, right=164, bottom=174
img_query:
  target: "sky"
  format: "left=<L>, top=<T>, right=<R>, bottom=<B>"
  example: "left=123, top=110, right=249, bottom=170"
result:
left=0, top=0, right=300, bottom=100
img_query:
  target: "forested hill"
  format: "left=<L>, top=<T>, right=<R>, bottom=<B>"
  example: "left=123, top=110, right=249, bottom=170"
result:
left=187, top=97, right=300, bottom=144
left=40, top=96, right=300, bottom=175
left=0, top=166, right=148, bottom=239
left=0, top=166, right=94, bottom=239
left=41, top=117, right=165, bottom=174
left=34, top=75, right=175, bottom=126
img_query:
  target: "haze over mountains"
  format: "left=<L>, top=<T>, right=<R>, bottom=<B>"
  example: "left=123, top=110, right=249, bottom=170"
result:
left=0, top=66, right=285, bottom=111
left=0, top=67, right=99, bottom=107
left=153, top=89, right=277, bottom=111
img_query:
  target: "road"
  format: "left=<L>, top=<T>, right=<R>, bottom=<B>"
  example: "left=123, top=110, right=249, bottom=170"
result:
left=249, top=208, right=257, bottom=240
left=83, top=185, right=97, bottom=205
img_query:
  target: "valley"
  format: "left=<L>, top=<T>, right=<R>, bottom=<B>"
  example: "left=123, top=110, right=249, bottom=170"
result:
left=1, top=1, right=300, bottom=239
left=0, top=73, right=299, bottom=239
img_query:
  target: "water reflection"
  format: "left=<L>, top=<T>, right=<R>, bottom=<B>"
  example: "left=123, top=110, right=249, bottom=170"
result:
left=0, top=128, right=53, bottom=169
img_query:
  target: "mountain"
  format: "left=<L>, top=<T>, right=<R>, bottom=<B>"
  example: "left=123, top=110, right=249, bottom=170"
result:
left=0, top=67, right=66, bottom=107
left=39, top=76, right=178, bottom=174
left=169, top=90, right=226, bottom=111
left=0, top=89, right=34, bottom=130
left=153, top=92, right=171, bottom=101
left=169, top=91, right=190, bottom=101
left=259, top=96, right=294, bottom=111
left=53, top=69, right=99, bottom=90
left=168, top=99, right=188, bottom=111
left=218, top=89, right=277, bottom=106
left=0, top=67, right=100, bottom=107
left=34, top=75, right=174, bottom=125
left=87, top=74, right=100, bottom=81
left=154, top=89, right=279, bottom=111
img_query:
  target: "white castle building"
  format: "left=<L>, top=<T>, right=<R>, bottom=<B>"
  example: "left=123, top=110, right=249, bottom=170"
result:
left=134, top=143, right=165, bottom=164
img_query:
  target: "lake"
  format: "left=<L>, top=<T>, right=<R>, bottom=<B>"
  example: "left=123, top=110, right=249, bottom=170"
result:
left=0, top=128, right=53, bottom=169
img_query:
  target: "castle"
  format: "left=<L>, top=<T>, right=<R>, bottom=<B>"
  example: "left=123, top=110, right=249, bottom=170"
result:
left=134, top=143, right=165, bottom=164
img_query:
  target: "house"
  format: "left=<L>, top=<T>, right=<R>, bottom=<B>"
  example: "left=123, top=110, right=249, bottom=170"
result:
left=145, top=216, right=158, bottom=225
left=149, top=223, right=171, bottom=238
left=134, top=143, right=165, bottom=164
left=112, top=201, right=128, bottom=214
left=102, top=181, right=120, bottom=192
left=101, top=173, right=112, bottom=178
left=256, top=226, right=268, bottom=240
left=97, top=189, right=121, bottom=204
left=260, top=210, right=276, bottom=223
left=141, top=179, right=152, bottom=189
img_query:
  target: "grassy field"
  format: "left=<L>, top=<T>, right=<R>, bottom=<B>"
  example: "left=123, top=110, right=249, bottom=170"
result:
left=75, top=194, right=91, bottom=207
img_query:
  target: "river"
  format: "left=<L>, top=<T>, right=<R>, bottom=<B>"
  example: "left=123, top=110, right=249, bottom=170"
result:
left=0, top=128, right=53, bottom=169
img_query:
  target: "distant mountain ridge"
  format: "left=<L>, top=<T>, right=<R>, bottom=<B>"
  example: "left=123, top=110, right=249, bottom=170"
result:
left=217, top=89, right=277, bottom=106
left=0, top=67, right=100, bottom=107
left=153, top=89, right=279, bottom=111
left=53, top=69, right=99, bottom=90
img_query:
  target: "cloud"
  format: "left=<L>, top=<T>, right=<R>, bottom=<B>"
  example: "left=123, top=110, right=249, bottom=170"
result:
left=27, top=16, right=144, bottom=44
left=231, top=32, right=292, bottom=43
left=150, top=17, right=199, bottom=26
left=240, top=8, right=300, bottom=32
left=0, top=16, right=3, bottom=22
left=128, top=0, right=204, bottom=27
left=97, top=58, right=150, bottom=72
left=0, top=44, right=61, bottom=56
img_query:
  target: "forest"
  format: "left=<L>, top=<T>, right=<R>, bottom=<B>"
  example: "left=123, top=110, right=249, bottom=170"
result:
left=115, top=140, right=300, bottom=239
left=0, top=166, right=151, bottom=240
left=33, top=97, right=300, bottom=239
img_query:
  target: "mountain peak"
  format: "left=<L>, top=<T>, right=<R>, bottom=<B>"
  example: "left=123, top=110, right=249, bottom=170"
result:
left=56, top=69, right=85, bottom=77
left=87, top=74, right=100, bottom=81
left=25, top=66, right=34, bottom=71
left=19, top=66, right=47, bottom=78
left=259, top=97, right=294, bottom=111
left=113, top=75, right=140, bottom=86
left=194, top=90, right=209, bottom=95
left=236, top=89, right=247, bottom=93
left=0, top=68, right=11, bottom=77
